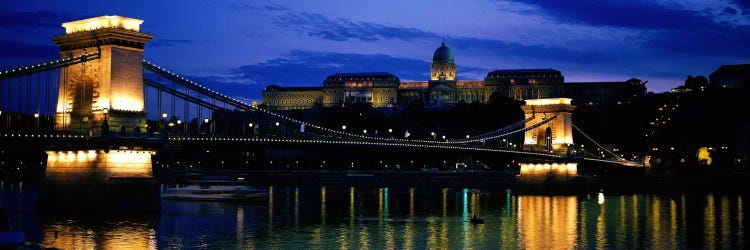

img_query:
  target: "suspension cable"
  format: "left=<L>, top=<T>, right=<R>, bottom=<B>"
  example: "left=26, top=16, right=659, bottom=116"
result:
left=572, top=123, right=626, bottom=161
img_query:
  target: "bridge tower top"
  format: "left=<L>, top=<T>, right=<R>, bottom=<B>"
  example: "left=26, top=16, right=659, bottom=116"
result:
left=53, top=15, right=152, bottom=133
left=521, top=98, right=576, bottom=153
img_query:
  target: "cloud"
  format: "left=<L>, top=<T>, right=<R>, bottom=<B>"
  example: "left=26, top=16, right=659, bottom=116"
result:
left=268, top=9, right=640, bottom=63
left=655, top=0, right=750, bottom=27
left=148, top=39, right=194, bottom=48
left=0, top=10, right=82, bottom=32
left=0, top=40, right=58, bottom=61
left=449, top=37, right=619, bottom=64
left=230, top=3, right=290, bottom=12
left=500, top=0, right=750, bottom=59
left=185, top=74, right=256, bottom=86
left=270, top=6, right=654, bottom=55
left=273, top=12, right=434, bottom=42
left=180, top=50, right=488, bottom=99
left=231, top=50, right=440, bottom=85
left=508, top=0, right=716, bottom=30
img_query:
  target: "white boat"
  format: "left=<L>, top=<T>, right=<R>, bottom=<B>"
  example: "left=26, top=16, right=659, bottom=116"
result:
left=161, top=185, right=267, bottom=202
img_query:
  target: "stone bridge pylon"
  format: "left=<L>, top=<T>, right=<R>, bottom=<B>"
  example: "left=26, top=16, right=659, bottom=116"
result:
left=53, top=15, right=152, bottom=133
left=521, top=98, right=576, bottom=153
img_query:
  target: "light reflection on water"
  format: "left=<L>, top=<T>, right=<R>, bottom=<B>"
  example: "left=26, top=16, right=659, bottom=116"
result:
left=28, top=186, right=749, bottom=249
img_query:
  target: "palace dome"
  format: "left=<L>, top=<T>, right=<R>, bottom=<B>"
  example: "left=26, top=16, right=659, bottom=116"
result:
left=432, top=42, right=454, bottom=63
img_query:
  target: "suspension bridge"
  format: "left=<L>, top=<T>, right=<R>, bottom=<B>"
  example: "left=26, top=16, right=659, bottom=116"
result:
left=0, top=15, right=643, bottom=184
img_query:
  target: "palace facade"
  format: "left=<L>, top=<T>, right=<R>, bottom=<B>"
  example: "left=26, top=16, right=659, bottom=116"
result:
left=262, top=42, right=646, bottom=110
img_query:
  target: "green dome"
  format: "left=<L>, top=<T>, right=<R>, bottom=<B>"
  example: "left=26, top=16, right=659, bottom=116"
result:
left=432, top=42, right=454, bottom=63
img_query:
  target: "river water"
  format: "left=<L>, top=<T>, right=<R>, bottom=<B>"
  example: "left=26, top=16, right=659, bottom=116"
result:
left=7, top=185, right=749, bottom=249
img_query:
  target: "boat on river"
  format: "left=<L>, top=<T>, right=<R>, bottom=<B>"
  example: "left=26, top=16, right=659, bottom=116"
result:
left=161, top=185, right=267, bottom=202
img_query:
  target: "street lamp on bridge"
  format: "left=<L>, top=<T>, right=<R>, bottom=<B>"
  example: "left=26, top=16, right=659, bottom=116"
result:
left=203, top=118, right=210, bottom=135
left=176, top=119, right=182, bottom=133
left=161, top=112, right=168, bottom=135
left=247, top=123, right=254, bottom=137
left=34, top=113, right=39, bottom=129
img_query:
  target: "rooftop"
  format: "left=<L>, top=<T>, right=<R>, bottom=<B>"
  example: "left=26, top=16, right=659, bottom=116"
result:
left=710, top=64, right=750, bottom=76
left=489, top=69, right=561, bottom=74
left=265, top=85, right=322, bottom=92
left=524, top=98, right=573, bottom=106
left=62, top=15, right=143, bottom=34
left=328, top=72, right=396, bottom=77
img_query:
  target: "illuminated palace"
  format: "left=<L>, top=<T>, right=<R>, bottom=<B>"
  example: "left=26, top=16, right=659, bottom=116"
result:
left=262, top=41, right=646, bottom=110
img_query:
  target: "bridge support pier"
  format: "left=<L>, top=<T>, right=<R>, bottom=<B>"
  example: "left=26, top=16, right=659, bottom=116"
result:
left=515, top=162, right=589, bottom=194
left=40, top=149, right=159, bottom=213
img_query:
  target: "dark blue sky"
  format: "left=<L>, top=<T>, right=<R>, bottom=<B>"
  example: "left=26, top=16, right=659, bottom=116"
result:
left=1, top=0, right=749, bottom=100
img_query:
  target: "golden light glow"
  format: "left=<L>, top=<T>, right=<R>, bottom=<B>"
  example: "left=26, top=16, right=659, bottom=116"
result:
left=522, top=98, right=576, bottom=151
left=399, top=81, right=429, bottom=89
left=62, top=15, right=143, bottom=34
left=524, top=98, right=572, bottom=106
left=111, top=96, right=145, bottom=112
left=344, top=82, right=374, bottom=88
left=697, top=147, right=712, bottom=165
left=517, top=196, right=578, bottom=250
left=456, top=81, right=485, bottom=88
left=43, top=221, right=156, bottom=250
left=519, top=163, right=578, bottom=181
left=46, top=150, right=153, bottom=181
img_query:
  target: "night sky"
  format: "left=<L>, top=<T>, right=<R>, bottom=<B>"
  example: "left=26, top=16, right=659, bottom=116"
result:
left=1, top=0, right=749, bottom=101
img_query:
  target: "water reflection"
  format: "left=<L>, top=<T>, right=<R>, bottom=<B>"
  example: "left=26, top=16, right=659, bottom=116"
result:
left=17, top=186, right=749, bottom=249
left=518, top=196, right=578, bottom=250
left=40, top=219, right=156, bottom=250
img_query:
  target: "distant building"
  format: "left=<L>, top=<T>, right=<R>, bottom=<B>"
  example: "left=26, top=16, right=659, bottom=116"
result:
left=262, top=86, right=322, bottom=110
left=262, top=41, right=646, bottom=110
left=322, top=72, right=400, bottom=108
left=486, top=69, right=565, bottom=101
left=710, top=64, right=750, bottom=89
left=565, top=78, right=646, bottom=105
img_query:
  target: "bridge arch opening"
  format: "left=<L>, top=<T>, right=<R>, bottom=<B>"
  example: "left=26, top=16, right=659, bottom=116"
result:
left=521, top=98, right=575, bottom=153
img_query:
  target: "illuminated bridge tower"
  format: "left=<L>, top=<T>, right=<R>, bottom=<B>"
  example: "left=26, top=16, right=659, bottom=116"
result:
left=53, top=16, right=152, bottom=133
left=521, top=98, right=576, bottom=153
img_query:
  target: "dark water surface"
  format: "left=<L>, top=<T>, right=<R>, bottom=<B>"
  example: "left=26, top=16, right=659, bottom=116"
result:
left=9, top=185, right=750, bottom=249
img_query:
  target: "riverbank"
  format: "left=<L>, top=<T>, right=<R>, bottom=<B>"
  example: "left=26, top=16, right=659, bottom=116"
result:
left=155, top=169, right=750, bottom=194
